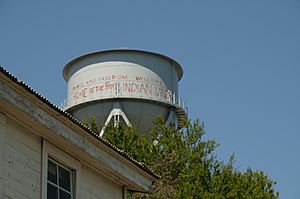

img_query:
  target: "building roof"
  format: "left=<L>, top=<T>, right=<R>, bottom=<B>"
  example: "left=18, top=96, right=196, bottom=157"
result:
left=0, top=66, right=159, bottom=180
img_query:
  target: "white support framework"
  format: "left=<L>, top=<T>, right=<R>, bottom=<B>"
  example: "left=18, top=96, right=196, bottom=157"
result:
left=99, top=102, right=132, bottom=137
left=166, top=109, right=178, bottom=128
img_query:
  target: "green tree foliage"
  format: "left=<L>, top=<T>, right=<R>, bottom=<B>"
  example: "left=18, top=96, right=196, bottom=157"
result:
left=87, top=117, right=279, bottom=198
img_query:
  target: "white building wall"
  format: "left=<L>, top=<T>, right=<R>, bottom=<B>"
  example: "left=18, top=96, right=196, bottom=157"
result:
left=1, top=115, right=42, bottom=199
left=0, top=112, right=7, bottom=198
left=80, top=164, right=123, bottom=199
left=0, top=113, right=124, bottom=199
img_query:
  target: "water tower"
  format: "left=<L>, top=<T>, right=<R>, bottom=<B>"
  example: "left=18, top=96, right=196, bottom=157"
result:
left=62, top=49, right=187, bottom=136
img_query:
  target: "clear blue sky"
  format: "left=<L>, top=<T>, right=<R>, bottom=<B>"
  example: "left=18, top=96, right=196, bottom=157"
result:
left=1, top=1, right=299, bottom=198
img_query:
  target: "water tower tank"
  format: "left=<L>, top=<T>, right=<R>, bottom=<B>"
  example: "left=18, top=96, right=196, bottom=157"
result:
left=62, top=49, right=187, bottom=136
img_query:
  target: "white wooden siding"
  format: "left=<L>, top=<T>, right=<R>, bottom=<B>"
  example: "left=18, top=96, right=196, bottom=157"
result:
left=3, top=117, right=41, bottom=199
left=81, top=164, right=123, bottom=199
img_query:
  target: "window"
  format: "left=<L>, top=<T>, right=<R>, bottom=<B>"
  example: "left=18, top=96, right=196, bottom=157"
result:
left=42, top=140, right=81, bottom=199
left=47, top=158, right=73, bottom=199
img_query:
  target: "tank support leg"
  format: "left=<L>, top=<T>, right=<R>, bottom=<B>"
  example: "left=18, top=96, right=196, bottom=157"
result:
left=166, top=109, right=178, bottom=128
left=99, top=102, right=132, bottom=137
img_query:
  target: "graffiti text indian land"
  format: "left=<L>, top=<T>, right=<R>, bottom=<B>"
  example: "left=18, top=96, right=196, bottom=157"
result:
left=71, top=74, right=173, bottom=104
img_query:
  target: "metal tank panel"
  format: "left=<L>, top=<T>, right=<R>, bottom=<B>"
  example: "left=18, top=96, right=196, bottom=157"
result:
left=70, top=100, right=170, bottom=133
left=63, top=49, right=187, bottom=134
